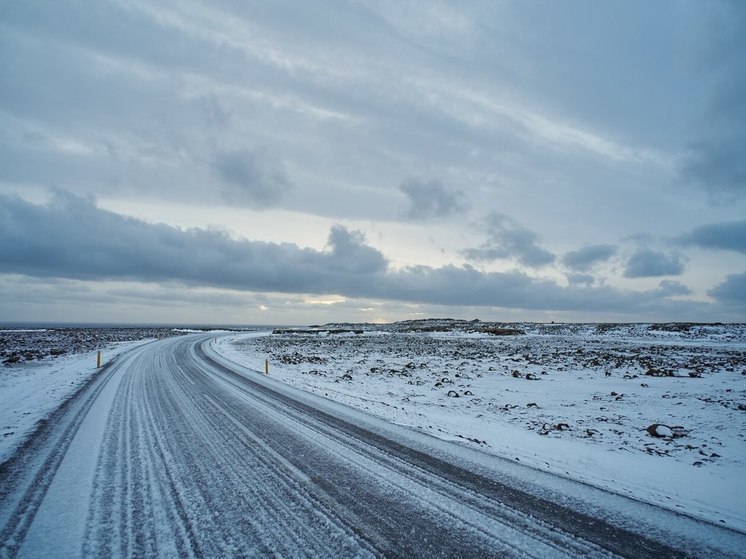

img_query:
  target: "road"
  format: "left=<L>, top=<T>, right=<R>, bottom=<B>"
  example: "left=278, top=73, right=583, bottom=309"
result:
left=0, top=334, right=743, bottom=558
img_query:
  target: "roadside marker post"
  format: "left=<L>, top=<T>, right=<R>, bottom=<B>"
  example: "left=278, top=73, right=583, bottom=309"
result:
left=97, top=351, right=101, bottom=368
left=264, top=359, right=269, bottom=375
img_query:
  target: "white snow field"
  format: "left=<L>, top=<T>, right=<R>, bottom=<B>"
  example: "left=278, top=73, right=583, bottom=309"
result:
left=0, top=325, right=744, bottom=557
left=214, top=320, right=746, bottom=535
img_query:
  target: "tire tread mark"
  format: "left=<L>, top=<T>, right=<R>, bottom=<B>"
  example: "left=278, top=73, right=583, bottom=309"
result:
left=0, top=357, right=129, bottom=558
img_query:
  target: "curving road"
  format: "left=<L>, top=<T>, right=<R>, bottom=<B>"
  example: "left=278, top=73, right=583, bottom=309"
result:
left=1, top=335, right=743, bottom=558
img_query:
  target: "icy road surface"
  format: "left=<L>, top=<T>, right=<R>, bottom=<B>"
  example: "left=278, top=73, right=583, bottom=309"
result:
left=1, top=335, right=744, bottom=558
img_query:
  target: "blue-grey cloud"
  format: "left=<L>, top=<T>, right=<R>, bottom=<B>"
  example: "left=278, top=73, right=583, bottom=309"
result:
left=0, top=191, right=380, bottom=294
left=464, top=212, right=555, bottom=267
left=708, top=272, right=746, bottom=305
left=566, top=273, right=595, bottom=286
left=325, top=225, right=387, bottom=274
left=212, top=148, right=292, bottom=208
left=677, top=220, right=746, bottom=254
left=681, top=142, right=746, bottom=199
left=657, top=280, right=692, bottom=297
left=562, top=244, right=617, bottom=271
left=399, top=179, right=468, bottom=219
left=623, top=249, right=685, bottom=278
left=1, top=1, right=744, bottom=322
left=0, top=192, right=707, bottom=316
left=678, top=1, right=746, bottom=199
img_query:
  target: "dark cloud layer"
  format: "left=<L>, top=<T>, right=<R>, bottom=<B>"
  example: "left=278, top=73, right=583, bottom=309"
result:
left=399, top=179, right=467, bottom=219
left=562, top=244, right=617, bottom=271
left=0, top=192, right=705, bottom=316
left=623, top=249, right=685, bottom=279
left=0, top=191, right=374, bottom=294
left=678, top=220, right=746, bottom=254
left=464, top=212, right=555, bottom=267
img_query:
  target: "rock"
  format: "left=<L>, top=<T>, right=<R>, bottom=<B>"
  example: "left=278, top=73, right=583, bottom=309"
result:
left=646, top=423, right=675, bottom=438
left=3, top=354, right=21, bottom=365
left=446, top=390, right=459, bottom=398
left=645, top=368, right=673, bottom=377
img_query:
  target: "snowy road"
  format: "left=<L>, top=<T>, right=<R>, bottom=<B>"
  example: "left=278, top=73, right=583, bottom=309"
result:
left=1, top=335, right=743, bottom=558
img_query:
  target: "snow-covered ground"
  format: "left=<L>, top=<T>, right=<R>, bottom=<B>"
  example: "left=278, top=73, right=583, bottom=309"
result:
left=2, top=321, right=744, bottom=538
left=214, top=320, right=746, bottom=533
left=0, top=327, right=197, bottom=464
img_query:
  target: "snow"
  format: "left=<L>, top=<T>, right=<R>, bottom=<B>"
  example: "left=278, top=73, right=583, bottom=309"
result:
left=2, top=321, right=744, bottom=549
left=213, top=323, right=746, bottom=533
left=17, top=345, right=138, bottom=559
left=0, top=326, right=230, bottom=464
left=0, top=339, right=154, bottom=464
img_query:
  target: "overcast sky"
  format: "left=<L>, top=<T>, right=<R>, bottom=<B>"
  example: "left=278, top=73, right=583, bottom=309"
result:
left=1, top=0, right=745, bottom=325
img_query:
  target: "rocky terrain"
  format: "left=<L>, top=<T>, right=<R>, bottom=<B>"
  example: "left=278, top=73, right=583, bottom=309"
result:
left=223, top=320, right=746, bottom=469
left=0, top=327, right=188, bottom=366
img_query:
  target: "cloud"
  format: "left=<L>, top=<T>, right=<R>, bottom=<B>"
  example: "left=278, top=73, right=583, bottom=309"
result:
left=0, top=192, right=711, bottom=318
left=399, top=179, right=468, bottom=219
left=562, top=244, right=617, bottom=271
left=464, top=212, right=555, bottom=267
left=325, top=225, right=387, bottom=274
left=656, top=280, right=692, bottom=297
left=566, top=273, right=595, bottom=286
left=372, top=265, right=702, bottom=317
left=212, top=148, right=292, bottom=208
left=623, top=249, right=685, bottom=278
left=680, top=142, right=746, bottom=199
left=678, top=2, right=746, bottom=199
left=0, top=191, right=382, bottom=294
left=708, top=272, right=746, bottom=305
left=677, top=220, right=746, bottom=254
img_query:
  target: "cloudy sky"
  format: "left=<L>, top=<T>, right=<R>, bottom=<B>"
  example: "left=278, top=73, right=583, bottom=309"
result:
left=1, top=0, right=745, bottom=325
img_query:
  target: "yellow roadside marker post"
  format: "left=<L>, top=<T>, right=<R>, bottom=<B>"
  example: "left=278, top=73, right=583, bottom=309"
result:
left=97, top=350, right=101, bottom=368
left=264, top=359, right=269, bottom=375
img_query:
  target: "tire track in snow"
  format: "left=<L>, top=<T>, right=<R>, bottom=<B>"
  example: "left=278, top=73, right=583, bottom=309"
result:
left=83, top=337, right=376, bottom=558
left=0, top=344, right=152, bottom=558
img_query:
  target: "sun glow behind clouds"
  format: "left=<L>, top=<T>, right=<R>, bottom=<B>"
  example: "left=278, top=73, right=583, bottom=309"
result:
left=304, top=296, right=348, bottom=306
